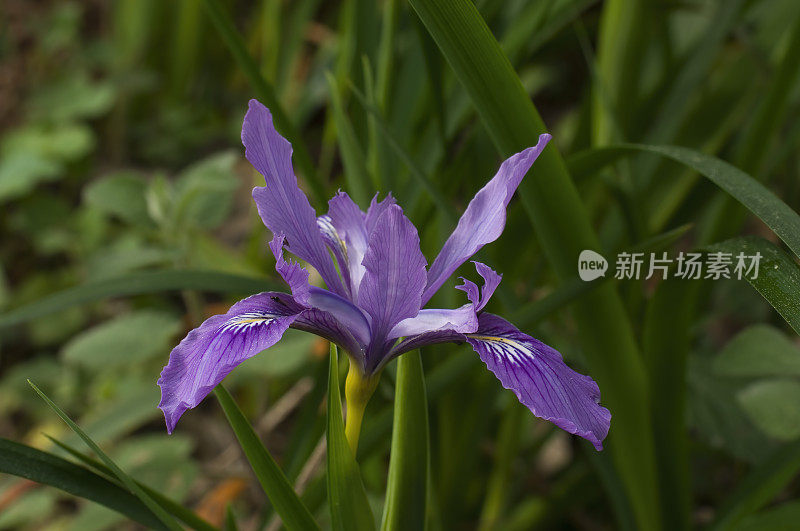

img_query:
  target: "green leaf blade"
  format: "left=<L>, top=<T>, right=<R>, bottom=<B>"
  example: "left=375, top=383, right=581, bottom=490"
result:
left=0, top=438, right=167, bottom=530
left=380, top=350, right=429, bottom=531
left=327, top=345, right=375, bottom=531
left=214, top=386, right=320, bottom=531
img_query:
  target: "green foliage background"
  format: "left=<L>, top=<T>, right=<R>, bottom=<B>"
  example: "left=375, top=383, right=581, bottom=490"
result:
left=1, top=0, right=800, bottom=529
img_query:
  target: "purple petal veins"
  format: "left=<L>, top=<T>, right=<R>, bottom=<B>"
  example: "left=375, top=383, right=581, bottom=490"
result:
left=244, top=99, right=347, bottom=298
left=158, top=100, right=609, bottom=450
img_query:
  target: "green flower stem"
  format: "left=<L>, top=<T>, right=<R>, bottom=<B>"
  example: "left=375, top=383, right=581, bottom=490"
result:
left=344, top=361, right=381, bottom=453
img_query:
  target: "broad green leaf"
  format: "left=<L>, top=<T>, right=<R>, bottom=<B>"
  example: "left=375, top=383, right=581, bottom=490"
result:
left=174, top=152, right=239, bottom=229
left=711, top=440, right=800, bottom=530
left=47, top=436, right=217, bottom=531
left=688, top=357, right=776, bottom=463
left=0, top=270, right=276, bottom=329
left=214, top=386, right=319, bottom=531
left=84, top=172, right=152, bottom=226
left=381, top=351, right=429, bottom=531
left=28, top=382, right=184, bottom=531
left=714, top=325, right=800, bottom=379
left=61, top=310, right=180, bottom=370
left=0, top=439, right=164, bottom=529
left=738, top=380, right=800, bottom=441
left=327, top=345, right=375, bottom=531
left=405, top=2, right=660, bottom=528
left=706, top=238, right=800, bottom=335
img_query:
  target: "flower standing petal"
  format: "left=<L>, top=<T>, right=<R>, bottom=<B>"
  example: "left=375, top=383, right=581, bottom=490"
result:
left=327, top=191, right=369, bottom=298
left=357, top=204, right=427, bottom=368
left=243, top=100, right=347, bottom=297
left=467, top=313, right=610, bottom=450
left=422, top=135, right=550, bottom=305
left=158, top=292, right=304, bottom=433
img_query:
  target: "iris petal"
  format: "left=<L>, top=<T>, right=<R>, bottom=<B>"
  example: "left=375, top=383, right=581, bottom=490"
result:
left=423, top=135, right=550, bottom=305
left=243, top=100, right=347, bottom=297
left=158, top=292, right=304, bottom=433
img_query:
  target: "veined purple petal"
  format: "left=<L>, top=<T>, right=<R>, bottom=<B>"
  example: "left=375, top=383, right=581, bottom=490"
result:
left=388, top=304, right=478, bottom=339
left=467, top=313, right=610, bottom=450
left=243, top=100, right=346, bottom=297
left=158, top=292, right=304, bottom=433
left=455, top=261, right=502, bottom=312
left=306, top=286, right=371, bottom=346
left=422, top=135, right=550, bottom=305
left=316, top=214, right=352, bottom=294
left=327, top=192, right=368, bottom=298
left=358, top=204, right=427, bottom=360
left=365, top=192, right=396, bottom=233
left=292, top=308, right=366, bottom=368
left=270, top=233, right=310, bottom=305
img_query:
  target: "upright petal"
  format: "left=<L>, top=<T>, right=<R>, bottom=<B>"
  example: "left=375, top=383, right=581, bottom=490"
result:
left=467, top=313, right=610, bottom=450
left=270, top=233, right=310, bottom=305
left=422, top=135, right=550, bottom=304
left=358, top=204, right=427, bottom=359
left=158, top=292, right=303, bottom=433
left=317, top=214, right=352, bottom=294
left=327, top=191, right=368, bottom=297
left=243, top=99, right=346, bottom=297
left=365, top=192, right=396, bottom=233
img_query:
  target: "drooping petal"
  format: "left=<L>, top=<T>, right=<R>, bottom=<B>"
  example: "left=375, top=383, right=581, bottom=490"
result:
left=243, top=99, right=346, bottom=297
left=388, top=304, right=478, bottom=339
left=455, top=261, right=502, bottom=312
left=158, top=292, right=304, bottom=433
left=327, top=191, right=368, bottom=297
left=358, top=204, right=427, bottom=361
left=270, top=233, right=310, bottom=305
left=422, top=135, right=550, bottom=304
left=292, top=308, right=366, bottom=369
left=306, top=286, right=371, bottom=346
left=467, top=313, right=610, bottom=450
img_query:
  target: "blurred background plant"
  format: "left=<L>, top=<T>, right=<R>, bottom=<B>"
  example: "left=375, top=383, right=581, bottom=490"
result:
left=1, top=0, right=800, bottom=529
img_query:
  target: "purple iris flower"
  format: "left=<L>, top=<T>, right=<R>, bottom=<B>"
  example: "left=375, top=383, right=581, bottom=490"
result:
left=158, top=99, right=611, bottom=450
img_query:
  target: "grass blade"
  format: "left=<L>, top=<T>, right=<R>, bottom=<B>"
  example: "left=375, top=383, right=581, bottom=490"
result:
left=199, top=0, right=325, bottom=205
left=214, top=386, right=320, bottom=531
left=325, top=71, right=372, bottom=207
left=0, top=270, right=276, bottom=329
left=327, top=344, right=375, bottom=531
left=575, top=144, right=800, bottom=260
left=380, top=351, right=429, bottom=531
left=406, top=2, right=660, bottom=528
left=706, top=237, right=800, bottom=335
left=28, top=381, right=183, bottom=531
left=46, top=436, right=218, bottom=531
left=0, top=438, right=167, bottom=530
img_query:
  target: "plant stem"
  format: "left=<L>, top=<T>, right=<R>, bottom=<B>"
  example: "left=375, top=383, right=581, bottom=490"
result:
left=343, top=361, right=380, bottom=453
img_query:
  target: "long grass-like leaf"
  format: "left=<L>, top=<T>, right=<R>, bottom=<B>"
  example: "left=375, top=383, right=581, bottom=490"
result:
left=199, top=0, right=325, bottom=205
left=0, top=438, right=167, bottom=530
left=405, top=2, right=660, bottom=528
left=380, top=351, right=429, bottom=531
left=214, top=386, right=320, bottom=531
left=327, top=345, right=375, bottom=531
left=46, top=436, right=218, bottom=531
left=706, top=237, right=800, bottom=335
left=28, top=382, right=184, bottom=531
